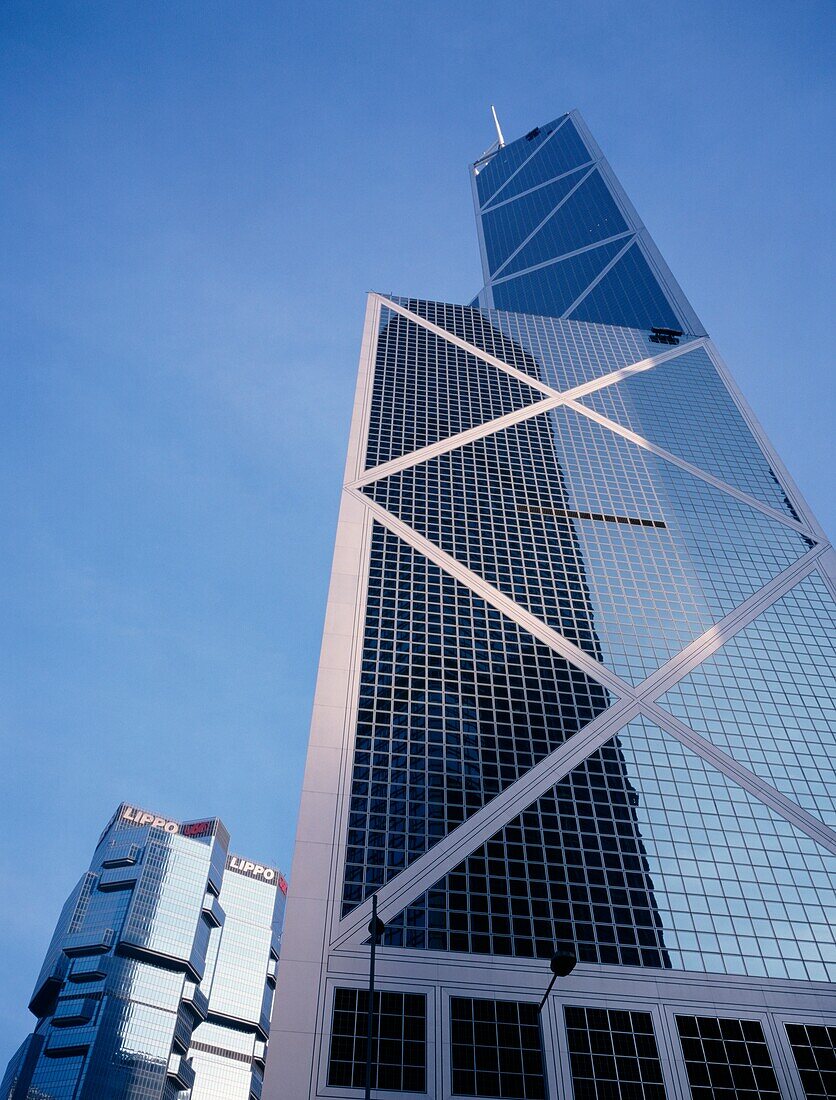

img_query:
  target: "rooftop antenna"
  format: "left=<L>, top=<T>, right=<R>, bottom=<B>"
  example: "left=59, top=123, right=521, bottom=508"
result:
left=490, top=105, right=505, bottom=148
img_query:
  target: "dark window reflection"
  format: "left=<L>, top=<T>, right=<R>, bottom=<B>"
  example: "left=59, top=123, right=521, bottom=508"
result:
left=785, top=1022, right=836, bottom=1100
left=327, top=987, right=426, bottom=1093
left=565, top=1005, right=666, bottom=1099
left=676, top=1015, right=781, bottom=1099
left=450, top=997, right=545, bottom=1099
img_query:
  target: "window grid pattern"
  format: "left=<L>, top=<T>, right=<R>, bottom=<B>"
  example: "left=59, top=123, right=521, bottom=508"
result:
left=364, top=407, right=809, bottom=683
left=363, top=411, right=610, bottom=659
left=659, top=571, right=836, bottom=829
left=28, top=874, right=94, bottom=1007
left=388, top=296, right=671, bottom=391
left=485, top=306, right=690, bottom=386
left=387, top=297, right=558, bottom=385
left=122, top=834, right=213, bottom=967
left=500, top=170, right=629, bottom=278
left=484, top=117, right=592, bottom=206
left=491, top=241, right=628, bottom=322
left=198, top=868, right=278, bottom=1033
left=342, top=523, right=611, bottom=913
left=475, top=122, right=563, bottom=209
left=785, top=1022, right=836, bottom=1099
left=568, top=242, right=681, bottom=330
left=327, top=988, right=426, bottom=1093
left=578, top=346, right=800, bottom=517
left=28, top=1054, right=88, bottom=1099
left=366, top=308, right=541, bottom=469
left=475, top=121, right=687, bottom=330
left=544, top=405, right=811, bottom=680
left=564, top=1005, right=666, bottom=1100
left=189, top=1051, right=255, bottom=1100
left=675, top=1015, right=781, bottom=1099
left=190, top=1020, right=258, bottom=1100
left=482, top=166, right=591, bottom=277
left=382, top=717, right=836, bottom=981
left=450, top=997, right=545, bottom=1099
left=70, top=990, right=180, bottom=1099
left=381, top=726, right=672, bottom=966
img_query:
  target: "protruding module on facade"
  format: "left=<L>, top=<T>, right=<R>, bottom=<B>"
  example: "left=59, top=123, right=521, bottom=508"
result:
left=267, top=110, right=836, bottom=1098
left=1, top=803, right=287, bottom=1100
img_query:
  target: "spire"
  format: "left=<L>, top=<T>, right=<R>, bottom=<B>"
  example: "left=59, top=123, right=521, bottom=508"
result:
left=490, top=104, right=505, bottom=147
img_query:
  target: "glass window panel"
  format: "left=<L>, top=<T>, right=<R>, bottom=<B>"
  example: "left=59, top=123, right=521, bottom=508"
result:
left=565, top=1005, right=666, bottom=1099
left=189, top=1019, right=259, bottom=1100
left=364, top=407, right=810, bottom=683
left=474, top=121, right=563, bottom=208
left=366, top=307, right=542, bottom=469
left=499, top=171, right=629, bottom=278
left=388, top=296, right=694, bottom=392
left=785, top=1022, right=836, bottom=1100
left=569, top=242, right=681, bottom=331
left=450, top=997, right=545, bottom=1098
left=385, top=296, right=556, bottom=383
left=675, top=1014, right=781, bottom=1098
left=486, top=117, right=593, bottom=205
left=327, top=987, right=426, bottom=1092
left=482, top=166, right=591, bottom=277
left=659, top=571, right=836, bottom=828
left=28, top=1053, right=88, bottom=1099
left=342, top=523, right=612, bottom=914
left=491, top=239, right=628, bottom=321
left=578, top=346, right=800, bottom=517
left=382, top=717, right=836, bottom=983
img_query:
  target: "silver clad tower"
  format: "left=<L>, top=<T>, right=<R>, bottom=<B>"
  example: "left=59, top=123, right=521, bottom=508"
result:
left=2, top=803, right=286, bottom=1100
left=266, top=112, right=836, bottom=1099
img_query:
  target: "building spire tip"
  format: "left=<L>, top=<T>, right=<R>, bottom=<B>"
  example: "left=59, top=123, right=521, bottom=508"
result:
left=490, top=105, right=505, bottom=147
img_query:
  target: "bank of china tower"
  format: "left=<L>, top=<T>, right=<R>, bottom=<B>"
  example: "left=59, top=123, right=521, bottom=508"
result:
left=266, top=112, right=836, bottom=1100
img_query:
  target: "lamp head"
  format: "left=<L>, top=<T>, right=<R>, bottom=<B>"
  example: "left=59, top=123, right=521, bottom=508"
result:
left=549, top=948, right=577, bottom=978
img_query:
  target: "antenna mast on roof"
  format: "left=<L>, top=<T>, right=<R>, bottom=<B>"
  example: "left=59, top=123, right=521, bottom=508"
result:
left=490, top=105, right=505, bottom=148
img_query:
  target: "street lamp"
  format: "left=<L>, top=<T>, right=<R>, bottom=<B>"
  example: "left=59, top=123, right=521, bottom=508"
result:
left=538, top=947, right=577, bottom=1012
left=364, top=895, right=385, bottom=1100
left=537, top=947, right=577, bottom=1100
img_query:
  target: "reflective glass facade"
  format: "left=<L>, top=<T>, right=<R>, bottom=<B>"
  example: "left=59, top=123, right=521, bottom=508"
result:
left=381, top=717, right=836, bottom=981
left=342, top=521, right=612, bottom=913
left=472, top=114, right=703, bottom=335
left=3, top=804, right=285, bottom=1100
left=267, top=110, right=835, bottom=1100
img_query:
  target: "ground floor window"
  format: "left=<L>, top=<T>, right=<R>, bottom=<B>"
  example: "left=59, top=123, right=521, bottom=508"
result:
left=565, top=1005, right=666, bottom=1099
left=785, top=1022, right=836, bottom=1100
left=676, top=1014, right=781, bottom=1099
left=327, top=987, right=426, bottom=1092
left=450, top=996, right=545, bottom=1098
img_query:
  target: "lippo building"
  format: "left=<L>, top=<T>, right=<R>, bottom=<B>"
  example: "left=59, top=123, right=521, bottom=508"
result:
left=1, top=802, right=286, bottom=1100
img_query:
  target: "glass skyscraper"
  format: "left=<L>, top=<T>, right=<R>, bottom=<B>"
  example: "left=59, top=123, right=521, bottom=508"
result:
left=265, top=112, right=836, bottom=1098
left=1, top=802, right=286, bottom=1100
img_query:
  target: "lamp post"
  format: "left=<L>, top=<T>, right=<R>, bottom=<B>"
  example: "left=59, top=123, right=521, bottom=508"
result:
left=537, top=947, right=577, bottom=1100
left=364, top=895, right=385, bottom=1100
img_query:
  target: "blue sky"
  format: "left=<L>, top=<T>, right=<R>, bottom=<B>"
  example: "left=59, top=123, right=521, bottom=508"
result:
left=0, top=0, right=833, bottom=1056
